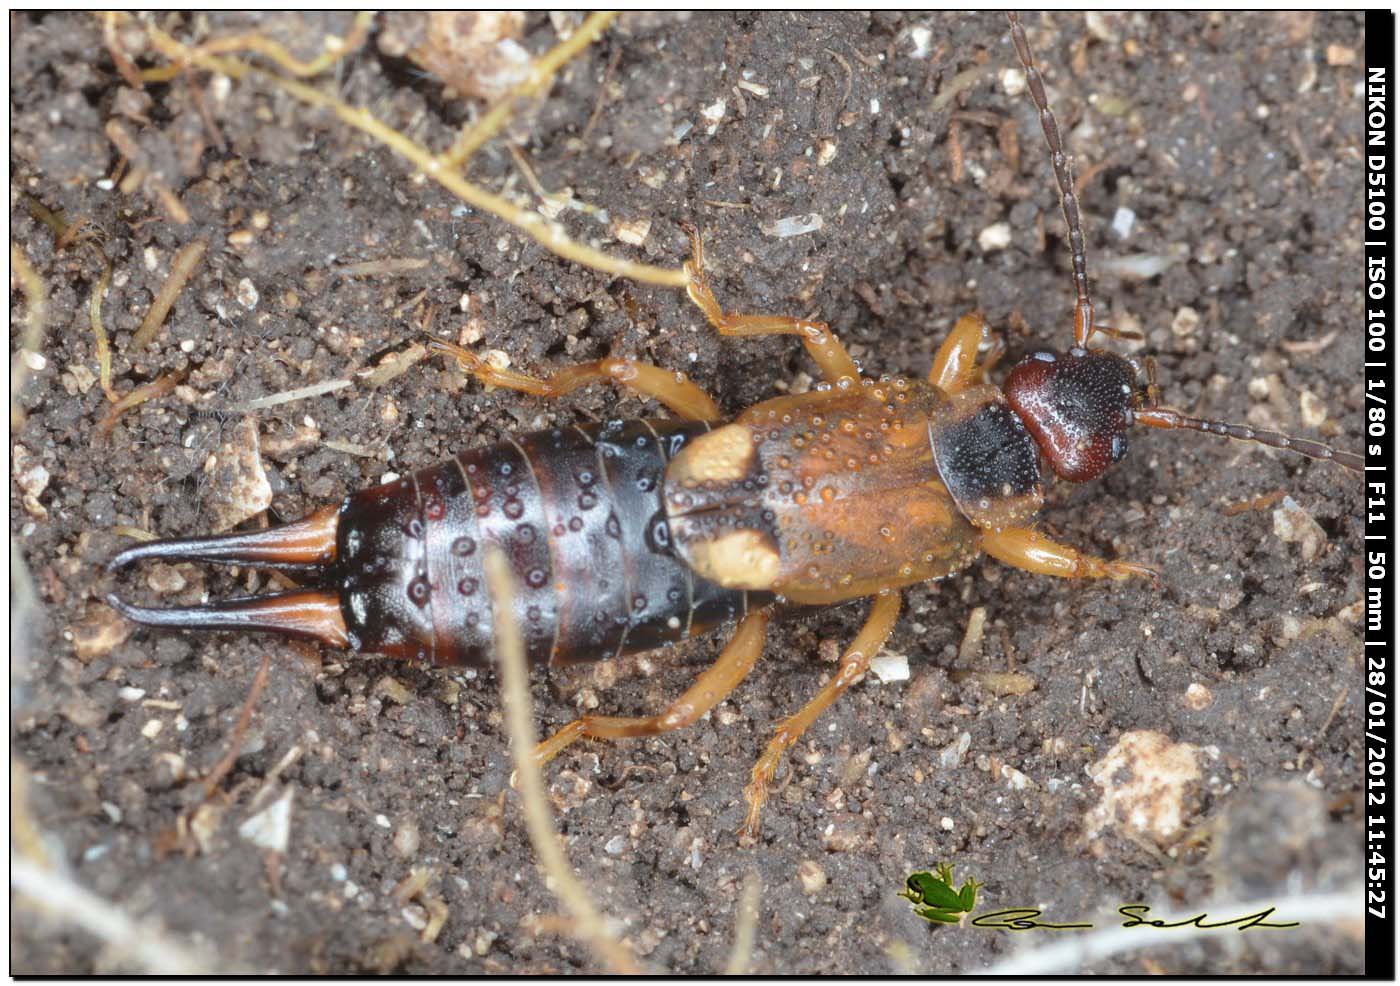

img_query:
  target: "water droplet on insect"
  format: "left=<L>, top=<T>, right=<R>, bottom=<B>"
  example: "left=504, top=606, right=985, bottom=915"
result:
left=605, top=513, right=622, bottom=538
left=568, top=516, right=584, bottom=532
left=578, top=491, right=597, bottom=510
left=457, top=577, right=478, bottom=596
left=503, top=499, right=525, bottom=519
left=423, top=494, right=445, bottom=521
left=451, top=536, right=476, bottom=556
left=645, top=513, right=672, bottom=552
left=516, top=523, right=536, bottom=545
left=407, top=576, right=431, bottom=607
left=526, top=568, right=548, bottom=588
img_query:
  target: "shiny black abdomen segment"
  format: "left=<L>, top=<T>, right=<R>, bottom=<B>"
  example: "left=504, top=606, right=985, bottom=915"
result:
left=336, top=473, right=434, bottom=662
left=335, top=418, right=756, bottom=668
left=596, top=419, right=707, bottom=653
left=453, top=438, right=559, bottom=665
left=513, top=427, right=631, bottom=663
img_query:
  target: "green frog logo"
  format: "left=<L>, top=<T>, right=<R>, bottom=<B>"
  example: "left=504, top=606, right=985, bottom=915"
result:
left=900, top=863, right=983, bottom=926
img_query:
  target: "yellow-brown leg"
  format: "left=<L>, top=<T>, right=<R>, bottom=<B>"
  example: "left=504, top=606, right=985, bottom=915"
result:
left=430, top=338, right=722, bottom=423
left=682, top=226, right=861, bottom=386
left=982, top=527, right=1160, bottom=584
left=741, top=592, right=902, bottom=841
left=533, top=609, right=771, bottom=764
left=929, top=313, right=1004, bottom=394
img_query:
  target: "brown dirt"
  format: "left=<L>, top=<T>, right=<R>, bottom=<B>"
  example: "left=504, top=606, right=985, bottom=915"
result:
left=11, top=11, right=1364, bottom=974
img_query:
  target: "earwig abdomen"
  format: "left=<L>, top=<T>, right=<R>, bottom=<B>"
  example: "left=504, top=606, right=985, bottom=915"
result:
left=347, top=417, right=759, bottom=667
left=111, top=417, right=763, bottom=669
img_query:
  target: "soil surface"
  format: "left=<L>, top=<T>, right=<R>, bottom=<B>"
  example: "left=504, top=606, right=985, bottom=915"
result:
left=11, top=11, right=1365, bottom=975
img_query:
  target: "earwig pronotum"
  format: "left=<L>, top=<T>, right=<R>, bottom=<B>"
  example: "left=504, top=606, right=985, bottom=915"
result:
left=106, top=12, right=1362, bottom=842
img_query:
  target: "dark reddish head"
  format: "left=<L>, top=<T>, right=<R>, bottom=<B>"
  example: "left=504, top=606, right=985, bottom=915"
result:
left=1003, top=347, right=1140, bottom=483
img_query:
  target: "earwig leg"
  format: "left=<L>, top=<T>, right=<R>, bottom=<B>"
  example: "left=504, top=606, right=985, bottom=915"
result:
left=929, top=313, right=994, bottom=394
left=982, top=527, right=1161, bottom=586
left=533, top=609, right=771, bottom=764
left=682, top=225, right=861, bottom=386
left=740, top=592, right=901, bottom=842
left=429, top=338, right=722, bottom=422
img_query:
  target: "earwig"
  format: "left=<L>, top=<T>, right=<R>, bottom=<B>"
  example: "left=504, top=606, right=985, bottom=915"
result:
left=107, top=12, right=1362, bottom=842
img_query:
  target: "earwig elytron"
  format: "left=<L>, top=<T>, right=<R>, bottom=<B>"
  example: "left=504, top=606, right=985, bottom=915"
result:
left=106, top=12, right=1362, bottom=842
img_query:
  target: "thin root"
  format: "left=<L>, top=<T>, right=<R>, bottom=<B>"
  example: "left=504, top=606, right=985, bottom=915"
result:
left=200, top=652, right=273, bottom=800
left=138, top=16, right=687, bottom=288
left=94, top=369, right=187, bottom=440
left=10, top=242, right=48, bottom=429
left=484, top=546, right=644, bottom=975
left=88, top=260, right=120, bottom=402
left=132, top=240, right=207, bottom=349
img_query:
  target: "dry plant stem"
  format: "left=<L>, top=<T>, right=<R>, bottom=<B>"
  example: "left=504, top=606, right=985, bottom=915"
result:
left=11, top=759, right=51, bottom=867
left=723, top=872, right=763, bottom=975
left=132, top=240, right=206, bottom=349
left=193, top=10, right=374, bottom=76
left=483, top=546, right=643, bottom=976
left=103, top=11, right=144, bottom=88
left=441, top=11, right=620, bottom=170
left=230, top=378, right=352, bottom=413
left=332, top=257, right=429, bottom=277
left=11, top=856, right=217, bottom=974
left=931, top=61, right=998, bottom=113
left=134, top=10, right=374, bottom=83
left=10, top=243, right=47, bottom=429
left=94, top=370, right=187, bottom=439
left=200, top=652, right=272, bottom=800
left=141, top=23, right=688, bottom=288
left=88, top=261, right=119, bottom=402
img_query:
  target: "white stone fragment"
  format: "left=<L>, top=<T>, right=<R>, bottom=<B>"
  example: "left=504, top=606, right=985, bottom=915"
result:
left=240, top=787, right=295, bottom=853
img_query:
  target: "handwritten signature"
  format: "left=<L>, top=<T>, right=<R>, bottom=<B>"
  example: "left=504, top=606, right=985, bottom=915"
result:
left=970, top=905, right=1299, bottom=932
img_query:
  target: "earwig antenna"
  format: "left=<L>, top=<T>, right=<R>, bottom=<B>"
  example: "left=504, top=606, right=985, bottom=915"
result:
left=1007, top=11, right=1098, bottom=349
left=1134, top=405, right=1363, bottom=473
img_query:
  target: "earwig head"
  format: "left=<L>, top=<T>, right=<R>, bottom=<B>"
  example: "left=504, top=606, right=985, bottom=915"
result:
left=1003, top=347, right=1138, bottom=483
left=1005, top=346, right=1364, bottom=479
left=1000, top=13, right=1361, bottom=481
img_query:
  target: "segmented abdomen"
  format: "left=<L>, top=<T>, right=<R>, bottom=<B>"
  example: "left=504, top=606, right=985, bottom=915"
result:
left=334, top=418, right=762, bottom=667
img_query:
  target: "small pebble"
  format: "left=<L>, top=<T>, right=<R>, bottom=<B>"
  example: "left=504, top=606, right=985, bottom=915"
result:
left=977, top=222, right=1012, bottom=252
left=796, top=859, right=827, bottom=894
left=1184, top=682, right=1213, bottom=711
left=239, top=787, right=294, bottom=853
